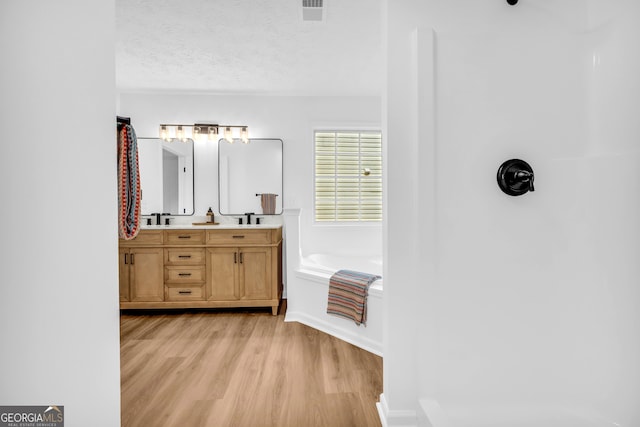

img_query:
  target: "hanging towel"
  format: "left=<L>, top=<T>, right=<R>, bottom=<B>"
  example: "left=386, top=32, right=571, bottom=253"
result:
left=327, top=269, right=381, bottom=326
left=260, top=193, right=278, bottom=214
left=117, top=123, right=141, bottom=240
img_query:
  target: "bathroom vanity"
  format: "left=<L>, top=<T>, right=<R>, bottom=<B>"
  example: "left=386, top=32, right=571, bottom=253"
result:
left=119, top=225, right=283, bottom=315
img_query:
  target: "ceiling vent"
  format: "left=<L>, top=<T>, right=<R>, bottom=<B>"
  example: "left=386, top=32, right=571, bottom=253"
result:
left=302, top=0, right=324, bottom=21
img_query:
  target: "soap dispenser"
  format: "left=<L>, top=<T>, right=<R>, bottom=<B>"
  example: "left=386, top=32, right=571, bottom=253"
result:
left=206, top=207, right=215, bottom=223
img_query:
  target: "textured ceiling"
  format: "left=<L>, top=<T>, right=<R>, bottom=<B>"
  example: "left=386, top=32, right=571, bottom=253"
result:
left=116, top=0, right=382, bottom=95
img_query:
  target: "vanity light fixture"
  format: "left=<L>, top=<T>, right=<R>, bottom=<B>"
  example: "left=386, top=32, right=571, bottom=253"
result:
left=158, top=123, right=249, bottom=143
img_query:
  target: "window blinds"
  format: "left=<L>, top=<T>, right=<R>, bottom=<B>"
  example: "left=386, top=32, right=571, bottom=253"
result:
left=315, top=131, right=382, bottom=222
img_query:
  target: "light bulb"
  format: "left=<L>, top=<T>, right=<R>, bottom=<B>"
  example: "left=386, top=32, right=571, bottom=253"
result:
left=193, top=126, right=201, bottom=141
left=208, top=126, right=218, bottom=141
left=160, top=125, right=170, bottom=141
left=176, top=126, right=188, bottom=142
left=241, top=127, right=249, bottom=144
left=224, top=127, right=234, bottom=143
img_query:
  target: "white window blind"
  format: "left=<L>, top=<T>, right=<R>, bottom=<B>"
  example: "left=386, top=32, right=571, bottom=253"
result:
left=314, top=131, right=382, bottom=222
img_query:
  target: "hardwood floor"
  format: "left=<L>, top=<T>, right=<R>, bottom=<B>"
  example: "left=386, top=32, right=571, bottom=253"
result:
left=120, top=304, right=383, bottom=427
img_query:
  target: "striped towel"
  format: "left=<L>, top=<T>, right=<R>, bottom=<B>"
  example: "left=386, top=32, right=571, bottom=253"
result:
left=260, top=193, right=277, bottom=214
left=327, top=270, right=381, bottom=326
left=117, top=123, right=141, bottom=240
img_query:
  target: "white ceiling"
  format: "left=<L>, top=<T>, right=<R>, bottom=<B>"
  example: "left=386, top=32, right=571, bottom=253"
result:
left=115, top=0, right=383, bottom=96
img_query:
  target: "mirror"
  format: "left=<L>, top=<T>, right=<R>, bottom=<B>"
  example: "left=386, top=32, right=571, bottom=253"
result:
left=219, top=138, right=283, bottom=215
left=138, top=138, right=194, bottom=215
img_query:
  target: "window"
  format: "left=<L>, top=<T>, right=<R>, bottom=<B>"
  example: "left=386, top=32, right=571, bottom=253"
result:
left=314, top=130, right=382, bottom=222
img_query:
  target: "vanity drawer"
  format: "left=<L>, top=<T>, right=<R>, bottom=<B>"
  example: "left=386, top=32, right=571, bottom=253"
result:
left=120, top=230, right=163, bottom=246
left=164, top=266, right=205, bottom=284
left=166, top=285, right=205, bottom=301
left=165, top=230, right=205, bottom=245
left=206, top=229, right=273, bottom=245
left=165, top=248, right=205, bottom=265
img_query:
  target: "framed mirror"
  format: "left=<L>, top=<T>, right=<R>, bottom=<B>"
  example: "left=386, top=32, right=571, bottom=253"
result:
left=218, top=138, right=283, bottom=215
left=138, top=137, right=194, bottom=215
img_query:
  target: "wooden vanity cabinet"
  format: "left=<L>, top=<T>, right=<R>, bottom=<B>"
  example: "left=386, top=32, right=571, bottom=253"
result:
left=239, top=246, right=272, bottom=300
left=119, top=247, right=130, bottom=302
left=164, top=247, right=206, bottom=302
left=205, top=246, right=272, bottom=302
left=118, top=230, right=164, bottom=302
left=206, top=247, right=240, bottom=301
left=118, top=227, right=282, bottom=314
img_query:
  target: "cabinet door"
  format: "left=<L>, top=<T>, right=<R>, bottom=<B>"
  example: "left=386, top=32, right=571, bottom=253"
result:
left=130, top=247, right=164, bottom=302
left=239, top=247, right=271, bottom=300
left=206, top=247, right=239, bottom=301
left=118, top=247, right=130, bottom=302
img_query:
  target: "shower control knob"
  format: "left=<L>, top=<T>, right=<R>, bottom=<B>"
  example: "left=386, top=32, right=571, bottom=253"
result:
left=497, top=159, right=535, bottom=196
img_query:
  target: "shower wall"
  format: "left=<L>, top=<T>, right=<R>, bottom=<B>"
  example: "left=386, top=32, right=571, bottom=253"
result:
left=383, top=0, right=640, bottom=425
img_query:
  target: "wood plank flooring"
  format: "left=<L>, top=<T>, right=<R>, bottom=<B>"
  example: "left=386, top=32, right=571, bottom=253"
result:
left=120, top=304, right=383, bottom=427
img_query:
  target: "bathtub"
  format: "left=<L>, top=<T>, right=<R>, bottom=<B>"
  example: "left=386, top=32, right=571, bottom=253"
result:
left=283, top=210, right=384, bottom=356
left=300, top=253, right=383, bottom=289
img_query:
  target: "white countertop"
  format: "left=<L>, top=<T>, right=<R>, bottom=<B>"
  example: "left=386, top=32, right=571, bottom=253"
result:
left=140, top=223, right=282, bottom=230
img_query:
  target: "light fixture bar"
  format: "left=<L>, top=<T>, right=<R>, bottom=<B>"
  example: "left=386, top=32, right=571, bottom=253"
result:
left=158, top=123, right=249, bottom=143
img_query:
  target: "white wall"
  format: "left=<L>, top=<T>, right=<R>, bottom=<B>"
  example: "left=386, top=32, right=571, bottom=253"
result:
left=0, top=1, right=121, bottom=426
left=383, top=0, right=640, bottom=426
left=118, top=94, right=383, bottom=256
left=581, top=0, right=640, bottom=421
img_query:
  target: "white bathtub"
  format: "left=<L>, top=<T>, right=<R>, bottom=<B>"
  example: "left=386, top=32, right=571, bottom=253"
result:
left=283, top=210, right=384, bottom=356
left=300, top=253, right=383, bottom=289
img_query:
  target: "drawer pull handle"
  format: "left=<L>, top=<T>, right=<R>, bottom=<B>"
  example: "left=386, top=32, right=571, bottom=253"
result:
left=178, top=235, right=192, bottom=239
left=130, top=254, right=135, bottom=265
left=178, top=255, right=192, bottom=259
left=232, top=235, right=245, bottom=239
left=124, top=253, right=129, bottom=264
left=234, top=253, right=237, bottom=264
left=178, top=290, right=192, bottom=295
left=239, top=253, right=244, bottom=264
left=178, top=273, right=192, bottom=277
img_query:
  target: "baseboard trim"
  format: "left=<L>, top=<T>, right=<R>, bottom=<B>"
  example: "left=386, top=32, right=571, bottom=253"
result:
left=284, top=310, right=383, bottom=356
left=417, top=398, right=449, bottom=427
left=377, top=393, right=418, bottom=427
